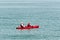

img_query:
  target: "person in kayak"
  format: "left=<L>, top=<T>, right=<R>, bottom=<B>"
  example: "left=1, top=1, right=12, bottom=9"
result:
left=27, top=22, right=31, bottom=27
left=20, top=22, right=24, bottom=28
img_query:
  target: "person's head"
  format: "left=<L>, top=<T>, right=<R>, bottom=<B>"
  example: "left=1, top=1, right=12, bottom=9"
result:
left=28, top=22, right=30, bottom=24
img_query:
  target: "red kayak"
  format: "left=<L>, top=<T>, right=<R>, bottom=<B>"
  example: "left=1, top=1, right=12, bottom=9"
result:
left=16, top=25, right=39, bottom=30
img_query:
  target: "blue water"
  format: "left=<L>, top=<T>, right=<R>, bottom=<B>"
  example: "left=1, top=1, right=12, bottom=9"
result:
left=0, top=1, right=60, bottom=40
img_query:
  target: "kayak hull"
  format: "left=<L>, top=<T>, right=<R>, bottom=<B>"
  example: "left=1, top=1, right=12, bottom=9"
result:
left=16, top=25, right=39, bottom=30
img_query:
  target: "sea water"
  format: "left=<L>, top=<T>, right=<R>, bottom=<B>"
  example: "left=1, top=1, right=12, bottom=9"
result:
left=0, top=1, right=60, bottom=40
